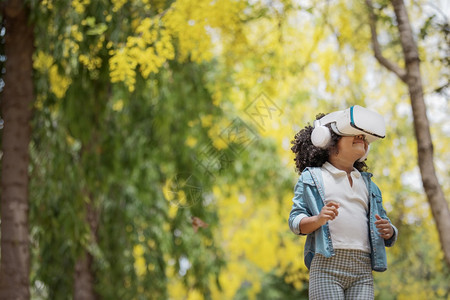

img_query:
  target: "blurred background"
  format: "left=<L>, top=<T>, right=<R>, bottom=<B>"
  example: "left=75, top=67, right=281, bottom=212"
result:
left=0, top=0, right=449, bottom=299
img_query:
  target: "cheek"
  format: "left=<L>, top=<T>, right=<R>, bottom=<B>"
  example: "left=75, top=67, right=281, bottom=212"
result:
left=339, top=137, right=353, bottom=149
left=337, top=141, right=348, bottom=153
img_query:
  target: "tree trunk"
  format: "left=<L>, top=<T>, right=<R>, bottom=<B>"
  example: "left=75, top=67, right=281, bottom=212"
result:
left=74, top=253, right=97, bottom=300
left=391, top=0, right=450, bottom=267
left=366, top=0, right=450, bottom=266
left=0, top=1, right=33, bottom=299
left=74, top=193, right=99, bottom=300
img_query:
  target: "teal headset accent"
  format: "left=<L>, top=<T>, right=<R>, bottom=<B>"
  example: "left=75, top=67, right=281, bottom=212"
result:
left=350, top=105, right=356, bottom=128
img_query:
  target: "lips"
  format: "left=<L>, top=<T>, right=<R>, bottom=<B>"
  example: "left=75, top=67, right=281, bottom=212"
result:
left=353, top=135, right=366, bottom=144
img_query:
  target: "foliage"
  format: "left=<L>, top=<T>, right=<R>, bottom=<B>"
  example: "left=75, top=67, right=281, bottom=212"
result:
left=9, top=0, right=450, bottom=299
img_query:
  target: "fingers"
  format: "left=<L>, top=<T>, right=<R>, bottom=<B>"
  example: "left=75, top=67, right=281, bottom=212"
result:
left=375, top=214, right=388, bottom=226
left=375, top=216, right=388, bottom=227
left=323, top=209, right=338, bottom=220
left=320, top=202, right=339, bottom=222
left=326, top=201, right=340, bottom=209
left=375, top=215, right=393, bottom=239
left=378, top=227, right=393, bottom=239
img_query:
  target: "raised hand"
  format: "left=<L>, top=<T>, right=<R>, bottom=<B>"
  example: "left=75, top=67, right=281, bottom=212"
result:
left=375, top=214, right=394, bottom=240
left=317, top=201, right=340, bottom=226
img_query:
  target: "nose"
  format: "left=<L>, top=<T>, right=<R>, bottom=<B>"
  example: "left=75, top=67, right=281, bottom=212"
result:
left=354, top=135, right=368, bottom=144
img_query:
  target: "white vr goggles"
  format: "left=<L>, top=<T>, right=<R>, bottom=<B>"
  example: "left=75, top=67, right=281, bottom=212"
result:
left=311, top=105, right=386, bottom=149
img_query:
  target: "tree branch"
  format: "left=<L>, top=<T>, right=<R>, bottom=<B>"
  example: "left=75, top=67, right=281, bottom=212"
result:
left=365, top=0, right=407, bottom=82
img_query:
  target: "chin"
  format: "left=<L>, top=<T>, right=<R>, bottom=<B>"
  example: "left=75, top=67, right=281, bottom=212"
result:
left=353, top=152, right=366, bottom=161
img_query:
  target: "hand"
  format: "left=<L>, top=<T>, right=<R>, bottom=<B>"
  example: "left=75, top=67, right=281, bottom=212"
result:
left=375, top=214, right=394, bottom=240
left=317, top=201, right=340, bottom=226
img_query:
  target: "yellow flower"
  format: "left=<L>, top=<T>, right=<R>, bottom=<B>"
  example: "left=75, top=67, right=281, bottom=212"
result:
left=112, top=99, right=124, bottom=112
left=72, top=0, right=90, bottom=14
left=49, top=65, right=72, bottom=98
left=109, top=47, right=137, bottom=92
left=112, top=0, right=127, bottom=12
left=185, top=136, right=197, bottom=148
left=33, top=51, right=54, bottom=71
left=133, top=244, right=147, bottom=277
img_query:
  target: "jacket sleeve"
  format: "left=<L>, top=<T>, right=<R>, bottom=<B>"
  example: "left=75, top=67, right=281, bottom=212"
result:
left=385, top=224, right=398, bottom=247
left=289, top=176, right=312, bottom=235
left=372, top=182, right=398, bottom=247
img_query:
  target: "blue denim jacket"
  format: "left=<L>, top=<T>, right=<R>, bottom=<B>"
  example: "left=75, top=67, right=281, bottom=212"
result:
left=288, top=167, right=398, bottom=272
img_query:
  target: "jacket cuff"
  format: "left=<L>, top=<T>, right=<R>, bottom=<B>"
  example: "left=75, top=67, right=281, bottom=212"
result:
left=292, top=214, right=309, bottom=235
left=385, top=224, right=398, bottom=247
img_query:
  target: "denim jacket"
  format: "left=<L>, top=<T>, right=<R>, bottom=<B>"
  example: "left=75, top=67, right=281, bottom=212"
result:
left=288, top=167, right=398, bottom=272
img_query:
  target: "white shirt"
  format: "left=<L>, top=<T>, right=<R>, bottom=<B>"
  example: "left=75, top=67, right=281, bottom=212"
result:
left=321, top=162, right=371, bottom=253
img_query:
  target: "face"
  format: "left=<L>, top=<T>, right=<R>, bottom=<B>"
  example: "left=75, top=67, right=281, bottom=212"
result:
left=335, top=135, right=368, bottom=162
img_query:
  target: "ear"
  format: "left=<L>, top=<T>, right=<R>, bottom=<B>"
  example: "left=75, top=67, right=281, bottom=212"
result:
left=358, top=144, right=371, bottom=162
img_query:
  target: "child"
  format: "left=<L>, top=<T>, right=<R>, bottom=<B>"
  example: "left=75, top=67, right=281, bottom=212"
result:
left=288, top=106, right=397, bottom=299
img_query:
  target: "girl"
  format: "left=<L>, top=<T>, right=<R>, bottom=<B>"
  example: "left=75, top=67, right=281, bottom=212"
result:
left=288, top=107, right=397, bottom=299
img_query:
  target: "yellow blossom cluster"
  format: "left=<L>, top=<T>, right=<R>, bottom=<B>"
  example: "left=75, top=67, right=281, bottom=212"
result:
left=108, top=18, right=174, bottom=92
left=133, top=244, right=147, bottom=276
left=70, top=25, right=83, bottom=43
left=79, top=54, right=102, bottom=71
left=62, top=38, right=80, bottom=60
left=163, top=0, right=244, bottom=63
left=72, top=0, right=91, bottom=14
left=49, top=65, right=72, bottom=98
left=109, top=47, right=138, bottom=92
left=34, top=51, right=72, bottom=98
left=78, top=20, right=108, bottom=75
left=112, top=0, right=128, bottom=12
left=112, top=99, right=124, bottom=112
left=106, top=0, right=245, bottom=92
left=33, top=51, right=54, bottom=71
left=163, top=1, right=214, bottom=62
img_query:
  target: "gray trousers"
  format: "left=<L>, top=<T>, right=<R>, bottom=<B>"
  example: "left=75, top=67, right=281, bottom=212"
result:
left=309, top=249, right=374, bottom=300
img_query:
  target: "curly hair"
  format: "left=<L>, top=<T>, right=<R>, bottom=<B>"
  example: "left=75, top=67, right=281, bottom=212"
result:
left=291, top=113, right=368, bottom=174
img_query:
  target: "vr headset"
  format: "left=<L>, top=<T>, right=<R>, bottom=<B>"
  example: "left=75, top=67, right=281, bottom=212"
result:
left=311, top=105, right=386, bottom=150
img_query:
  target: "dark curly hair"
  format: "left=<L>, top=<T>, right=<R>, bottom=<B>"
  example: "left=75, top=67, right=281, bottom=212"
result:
left=291, top=113, right=368, bottom=174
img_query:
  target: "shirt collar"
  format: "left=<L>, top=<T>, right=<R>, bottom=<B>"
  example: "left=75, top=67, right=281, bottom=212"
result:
left=322, top=161, right=361, bottom=178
